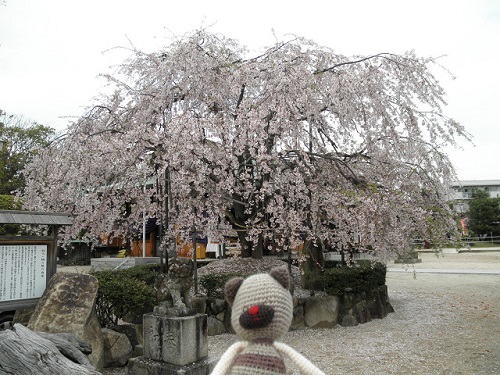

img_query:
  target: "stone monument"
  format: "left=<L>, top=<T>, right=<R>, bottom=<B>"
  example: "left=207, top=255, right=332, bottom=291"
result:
left=28, top=273, right=104, bottom=371
left=128, top=258, right=214, bottom=375
left=155, top=257, right=195, bottom=316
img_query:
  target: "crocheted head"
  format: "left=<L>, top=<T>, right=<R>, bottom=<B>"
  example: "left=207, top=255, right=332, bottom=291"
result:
left=224, top=266, right=293, bottom=342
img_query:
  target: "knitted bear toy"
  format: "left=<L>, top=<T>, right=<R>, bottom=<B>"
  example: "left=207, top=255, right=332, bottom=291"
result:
left=210, top=266, right=325, bottom=375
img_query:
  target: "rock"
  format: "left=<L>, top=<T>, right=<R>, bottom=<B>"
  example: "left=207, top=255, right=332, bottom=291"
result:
left=291, top=304, right=305, bottom=330
left=367, top=288, right=386, bottom=319
left=378, top=285, right=394, bottom=314
left=339, top=312, right=358, bottom=327
left=208, top=298, right=226, bottom=315
left=28, top=272, right=104, bottom=371
left=340, top=292, right=361, bottom=310
left=102, top=328, right=133, bottom=367
left=304, top=296, right=339, bottom=328
left=352, top=300, right=371, bottom=324
left=216, top=311, right=225, bottom=321
left=365, top=285, right=394, bottom=319
left=207, top=316, right=226, bottom=336
left=110, top=324, right=141, bottom=348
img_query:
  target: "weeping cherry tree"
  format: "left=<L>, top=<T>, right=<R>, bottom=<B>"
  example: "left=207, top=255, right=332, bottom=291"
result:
left=21, top=30, right=469, bottom=263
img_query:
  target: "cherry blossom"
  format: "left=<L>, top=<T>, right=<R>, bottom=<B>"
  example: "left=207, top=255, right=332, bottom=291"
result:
left=21, top=31, right=470, bottom=260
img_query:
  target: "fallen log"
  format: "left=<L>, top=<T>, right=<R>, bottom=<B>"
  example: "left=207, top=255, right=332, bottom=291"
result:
left=0, top=324, right=101, bottom=375
left=35, top=331, right=94, bottom=369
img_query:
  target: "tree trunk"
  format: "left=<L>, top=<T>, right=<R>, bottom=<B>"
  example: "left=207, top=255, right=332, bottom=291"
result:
left=235, top=230, right=264, bottom=259
left=303, top=239, right=325, bottom=272
left=235, top=230, right=251, bottom=258
left=300, top=239, right=325, bottom=290
left=0, top=324, right=101, bottom=375
left=251, top=235, right=264, bottom=259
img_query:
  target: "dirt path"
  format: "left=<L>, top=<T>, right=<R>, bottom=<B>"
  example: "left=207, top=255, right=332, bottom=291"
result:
left=208, top=252, right=500, bottom=374
left=95, top=251, right=500, bottom=374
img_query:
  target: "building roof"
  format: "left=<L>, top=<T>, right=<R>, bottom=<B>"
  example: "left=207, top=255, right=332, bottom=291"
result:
left=451, top=180, right=500, bottom=187
left=0, top=210, right=72, bottom=225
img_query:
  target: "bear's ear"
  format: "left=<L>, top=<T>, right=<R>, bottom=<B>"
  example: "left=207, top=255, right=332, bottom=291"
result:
left=224, top=277, right=244, bottom=306
left=269, top=266, right=291, bottom=290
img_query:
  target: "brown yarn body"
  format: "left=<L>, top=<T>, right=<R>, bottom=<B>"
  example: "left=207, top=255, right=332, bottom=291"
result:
left=230, top=339, right=286, bottom=375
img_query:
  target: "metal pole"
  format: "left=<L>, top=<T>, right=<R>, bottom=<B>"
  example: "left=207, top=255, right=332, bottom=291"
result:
left=143, top=176, right=146, bottom=257
left=51, top=225, right=59, bottom=281
left=165, top=167, right=170, bottom=272
left=192, top=227, right=198, bottom=295
left=142, top=219, right=146, bottom=257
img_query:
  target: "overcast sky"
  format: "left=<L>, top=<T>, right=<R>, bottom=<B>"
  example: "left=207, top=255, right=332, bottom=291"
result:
left=1, top=0, right=499, bottom=181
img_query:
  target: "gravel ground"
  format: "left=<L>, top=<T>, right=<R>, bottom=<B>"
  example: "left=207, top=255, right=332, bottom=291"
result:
left=95, top=251, right=500, bottom=375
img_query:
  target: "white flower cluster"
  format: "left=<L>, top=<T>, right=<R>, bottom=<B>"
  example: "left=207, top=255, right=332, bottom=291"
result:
left=21, top=31, right=468, bottom=259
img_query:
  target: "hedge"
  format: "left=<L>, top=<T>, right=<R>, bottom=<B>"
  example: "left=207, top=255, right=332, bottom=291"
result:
left=304, top=260, right=387, bottom=296
left=91, top=260, right=387, bottom=327
left=198, top=273, right=241, bottom=300
left=90, top=264, right=162, bottom=327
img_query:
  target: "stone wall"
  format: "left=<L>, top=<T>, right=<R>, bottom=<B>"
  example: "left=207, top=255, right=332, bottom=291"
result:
left=200, top=285, right=394, bottom=335
left=102, top=285, right=393, bottom=371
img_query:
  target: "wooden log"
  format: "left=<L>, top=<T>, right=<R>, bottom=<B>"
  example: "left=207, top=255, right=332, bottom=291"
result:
left=0, top=324, right=101, bottom=375
left=35, top=331, right=93, bottom=369
left=36, top=331, right=92, bottom=354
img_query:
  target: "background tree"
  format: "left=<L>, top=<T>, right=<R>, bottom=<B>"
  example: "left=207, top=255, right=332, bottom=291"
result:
left=21, top=31, right=469, bottom=262
left=0, top=194, right=22, bottom=235
left=467, top=190, right=500, bottom=237
left=0, top=109, right=56, bottom=195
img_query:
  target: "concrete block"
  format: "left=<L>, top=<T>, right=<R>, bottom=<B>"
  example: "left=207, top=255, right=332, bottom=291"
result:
left=134, top=257, right=161, bottom=266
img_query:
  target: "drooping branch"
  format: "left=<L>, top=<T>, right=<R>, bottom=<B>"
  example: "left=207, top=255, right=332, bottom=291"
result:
left=314, top=52, right=409, bottom=75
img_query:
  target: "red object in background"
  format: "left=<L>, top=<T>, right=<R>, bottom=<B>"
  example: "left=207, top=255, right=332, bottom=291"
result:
left=460, top=219, right=467, bottom=236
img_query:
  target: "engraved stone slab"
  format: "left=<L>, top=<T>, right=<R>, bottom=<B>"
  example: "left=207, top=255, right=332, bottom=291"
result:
left=143, top=313, right=208, bottom=366
left=28, top=272, right=104, bottom=371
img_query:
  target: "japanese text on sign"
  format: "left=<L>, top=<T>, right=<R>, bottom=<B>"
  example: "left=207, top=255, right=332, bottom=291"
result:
left=0, top=244, right=47, bottom=302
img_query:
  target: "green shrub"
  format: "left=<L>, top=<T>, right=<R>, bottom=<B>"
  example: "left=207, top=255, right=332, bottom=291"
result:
left=304, top=260, right=387, bottom=296
left=199, top=273, right=241, bottom=300
left=118, top=263, right=163, bottom=285
left=0, top=195, right=22, bottom=235
left=91, top=265, right=161, bottom=327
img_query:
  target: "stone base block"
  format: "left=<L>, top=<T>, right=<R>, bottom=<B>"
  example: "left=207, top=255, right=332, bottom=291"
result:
left=143, top=313, right=208, bottom=366
left=128, top=356, right=217, bottom=375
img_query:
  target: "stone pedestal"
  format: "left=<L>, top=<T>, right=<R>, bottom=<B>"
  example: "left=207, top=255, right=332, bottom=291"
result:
left=129, top=313, right=211, bottom=375
left=143, top=313, right=208, bottom=366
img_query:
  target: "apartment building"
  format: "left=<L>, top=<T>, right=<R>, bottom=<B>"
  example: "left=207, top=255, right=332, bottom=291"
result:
left=450, top=180, right=500, bottom=213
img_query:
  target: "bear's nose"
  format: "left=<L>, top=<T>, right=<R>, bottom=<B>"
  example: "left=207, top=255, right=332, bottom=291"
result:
left=248, top=305, right=259, bottom=315
left=239, top=304, right=274, bottom=329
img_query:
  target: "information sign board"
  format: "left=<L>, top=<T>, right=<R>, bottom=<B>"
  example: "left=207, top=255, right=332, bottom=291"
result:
left=0, top=244, right=48, bottom=302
